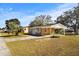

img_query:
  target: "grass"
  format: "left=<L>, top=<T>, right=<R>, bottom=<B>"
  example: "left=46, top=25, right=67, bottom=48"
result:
left=6, top=35, right=79, bottom=56
left=0, top=33, right=12, bottom=37
left=0, top=32, right=27, bottom=38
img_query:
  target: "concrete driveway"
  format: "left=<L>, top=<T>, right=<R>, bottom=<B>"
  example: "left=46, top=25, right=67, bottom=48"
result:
left=3, top=35, right=54, bottom=42
left=0, top=37, right=11, bottom=56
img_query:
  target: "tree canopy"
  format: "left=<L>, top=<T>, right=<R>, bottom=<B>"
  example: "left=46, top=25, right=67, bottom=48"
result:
left=29, top=15, right=53, bottom=27
left=5, top=18, right=21, bottom=36
left=56, top=4, right=79, bottom=34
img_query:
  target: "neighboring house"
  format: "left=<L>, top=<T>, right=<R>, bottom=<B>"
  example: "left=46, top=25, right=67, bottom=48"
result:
left=23, top=26, right=29, bottom=34
left=65, top=27, right=75, bottom=35
left=0, top=27, right=7, bottom=33
left=29, top=23, right=68, bottom=36
left=0, top=29, right=4, bottom=33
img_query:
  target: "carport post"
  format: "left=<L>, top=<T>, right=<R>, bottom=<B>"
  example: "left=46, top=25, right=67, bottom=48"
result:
left=64, top=29, right=65, bottom=35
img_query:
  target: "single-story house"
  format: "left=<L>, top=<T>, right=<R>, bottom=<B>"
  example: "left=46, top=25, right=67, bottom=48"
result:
left=23, top=26, right=29, bottom=34
left=29, top=23, right=68, bottom=36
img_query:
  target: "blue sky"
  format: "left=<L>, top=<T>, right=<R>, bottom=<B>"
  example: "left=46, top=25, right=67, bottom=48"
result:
left=0, top=3, right=77, bottom=28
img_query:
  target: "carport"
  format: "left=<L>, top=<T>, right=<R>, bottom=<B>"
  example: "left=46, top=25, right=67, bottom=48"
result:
left=51, top=23, right=68, bottom=35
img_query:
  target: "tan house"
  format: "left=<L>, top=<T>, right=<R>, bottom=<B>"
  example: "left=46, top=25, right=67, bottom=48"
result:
left=23, top=26, right=29, bottom=34
left=29, top=23, right=68, bottom=36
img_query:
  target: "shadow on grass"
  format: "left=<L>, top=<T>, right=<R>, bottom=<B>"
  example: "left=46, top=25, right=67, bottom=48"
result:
left=26, top=33, right=42, bottom=37
left=0, top=35, right=17, bottom=37
left=0, top=34, right=29, bottom=38
left=50, top=35, right=60, bottom=38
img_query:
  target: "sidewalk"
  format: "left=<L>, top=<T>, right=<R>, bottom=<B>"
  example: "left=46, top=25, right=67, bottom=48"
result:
left=0, top=37, right=11, bottom=56
left=3, top=35, right=51, bottom=42
left=4, top=34, right=64, bottom=42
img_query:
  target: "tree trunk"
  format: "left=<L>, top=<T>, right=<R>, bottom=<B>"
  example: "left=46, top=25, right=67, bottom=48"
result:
left=73, top=22, right=78, bottom=35
left=15, top=32, right=19, bottom=36
left=75, top=24, right=78, bottom=35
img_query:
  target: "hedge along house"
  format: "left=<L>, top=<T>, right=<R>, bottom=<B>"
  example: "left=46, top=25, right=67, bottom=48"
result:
left=29, top=23, right=68, bottom=36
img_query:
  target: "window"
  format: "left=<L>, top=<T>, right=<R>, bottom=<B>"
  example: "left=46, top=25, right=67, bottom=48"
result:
left=45, top=28, right=47, bottom=32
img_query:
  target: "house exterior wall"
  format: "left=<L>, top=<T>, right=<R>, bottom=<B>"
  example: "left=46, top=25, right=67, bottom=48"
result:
left=29, top=27, right=55, bottom=36
left=40, top=28, right=51, bottom=35
left=28, top=23, right=68, bottom=36
left=23, top=27, right=29, bottom=34
left=29, top=27, right=41, bottom=35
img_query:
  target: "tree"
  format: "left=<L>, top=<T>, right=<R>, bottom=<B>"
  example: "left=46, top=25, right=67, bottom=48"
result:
left=72, top=5, right=79, bottom=34
left=29, top=15, right=53, bottom=27
left=5, top=18, right=21, bottom=36
left=56, top=4, right=79, bottom=34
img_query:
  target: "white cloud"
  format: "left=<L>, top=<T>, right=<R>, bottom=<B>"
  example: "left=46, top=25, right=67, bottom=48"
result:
left=20, top=3, right=78, bottom=26
left=32, top=3, right=77, bottom=22
left=0, top=7, right=13, bottom=13
left=0, top=10, right=36, bottom=27
left=49, top=3, right=77, bottom=21
left=0, top=8, right=4, bottom=11
left=7, top=8, right=13, bottom=11
left=0, top=3, right=78, bottom=27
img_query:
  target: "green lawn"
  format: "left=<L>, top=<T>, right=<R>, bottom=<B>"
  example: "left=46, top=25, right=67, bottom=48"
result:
left=0, top=33, right=12, bottom=37
left=6, top=35, right=79, bottom=56
left=0, top=32, right=26, bottom=38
